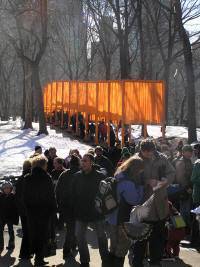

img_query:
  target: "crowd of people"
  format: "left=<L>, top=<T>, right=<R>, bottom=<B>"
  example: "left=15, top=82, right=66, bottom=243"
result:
left=48, top=111, right=132, bottom=146
left=0, top=138, right=200, bottom=267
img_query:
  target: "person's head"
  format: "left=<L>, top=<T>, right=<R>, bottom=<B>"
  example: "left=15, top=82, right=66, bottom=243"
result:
left=88, top=148, right=95, bottom=156
left=81, top=153, right=94, bottom=173
left=140, top=139, right=156, bottom=159
left=122, top=152, right=131, bottom=161
left=115, top=156, right=144, bottom=183
left=49, top=147, right=57, bottom=159
left=22, top=159, right=32, bottom=175
left=35, top=145, right=42, bottom=155
left=70, top=149, right=81, bottom=158
left=53, top=157, right=64, bottom=170
left=31, top=155, right=48, bottom=171
left=44, top=149, right=50, bottom=158
left=95, top=146, right=103, bottom=157
left=69, top=154, right=81, bottom=170
left=121, top=147, right=130, bottom=156
left=182, top=145, right=193, bottom=159
left=194, top=144, right=200, bottom=159
left=2, top=182, right=13, bottom=195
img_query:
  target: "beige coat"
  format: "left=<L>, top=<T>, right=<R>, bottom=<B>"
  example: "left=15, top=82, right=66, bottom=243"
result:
left=137, top=151, right=175, bottom=218
left=138, top=151, right=175, bottom=188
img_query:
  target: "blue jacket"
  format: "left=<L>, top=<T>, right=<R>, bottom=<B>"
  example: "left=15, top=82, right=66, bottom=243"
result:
left=107, top=172, right=144, bottom=225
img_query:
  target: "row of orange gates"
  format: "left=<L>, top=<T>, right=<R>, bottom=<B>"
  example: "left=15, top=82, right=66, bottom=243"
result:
left=43, top=80, right=166, bottom=146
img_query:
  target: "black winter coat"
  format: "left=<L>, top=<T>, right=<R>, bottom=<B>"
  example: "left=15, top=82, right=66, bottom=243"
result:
left=0, top=192, right=19, bottom=225
left=24, top=167, right=57, bottom=218
left=73, top=168, right=105, bottom=222
left=94, top=156, right=114, bottom=176
left=15, top=173, right=28, bottom=217
left=56, top=167, right=79, bottom=220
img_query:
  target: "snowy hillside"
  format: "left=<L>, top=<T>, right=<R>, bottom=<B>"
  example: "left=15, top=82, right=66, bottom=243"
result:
left=0, top=120, right=200, bottom=178
left=0, top=121, right=91, bottom=177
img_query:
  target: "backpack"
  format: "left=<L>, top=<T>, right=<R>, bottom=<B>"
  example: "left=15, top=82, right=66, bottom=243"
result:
left=95, top=177, right=124, bottom=215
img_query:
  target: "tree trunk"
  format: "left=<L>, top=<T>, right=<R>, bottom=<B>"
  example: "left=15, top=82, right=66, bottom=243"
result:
left=180, top=95, right=186, bottom=125
left=137, top=0, right=146, bottom=80
left=174, top=0, right=197, bottom=143
left=23, top=60, right=33, bottom=129
left=119, top=37, right=130, bottom=79
left=21, top=59, right=26, bottom=121
left=163, top=64, right=170, bottom=123
left=32, top=63, right=48, bottom=135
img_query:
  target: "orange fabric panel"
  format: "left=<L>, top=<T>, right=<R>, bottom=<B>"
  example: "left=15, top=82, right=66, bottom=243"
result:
left=56, top=82, right=63, bottom=110
left=110, top=82, right=122, bottom=121
left=70, top=81, right=78, bottom=111
left=88, top=82, right=97, bottom=114
left=46, top=83, right=52, bottom=112
left=124, top=81, right=164, bottom=124
left=63, top=81, right=69, bottom=111
left=98, top=82, right=108, bottom=116
left=79, top=82, right=87, bottom=111
left=51, top=82, right=57, bottom=112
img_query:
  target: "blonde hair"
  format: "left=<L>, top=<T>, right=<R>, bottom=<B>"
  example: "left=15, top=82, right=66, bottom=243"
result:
left=31, top=155, right=48, bottom=169
left=115, top=156, right=144, bottom=180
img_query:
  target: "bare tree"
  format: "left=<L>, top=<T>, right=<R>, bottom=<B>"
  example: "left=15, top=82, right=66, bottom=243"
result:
left=173, top=0, right=198, bottom=142
left=107, top=0, right=139, bottom=79
left=4, top=0, right=48, bottom=134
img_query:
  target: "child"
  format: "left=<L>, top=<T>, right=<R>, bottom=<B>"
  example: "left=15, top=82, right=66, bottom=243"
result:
left=165, top=202, right=186, bottom=259
left=0, top=181, right=19, bottom=254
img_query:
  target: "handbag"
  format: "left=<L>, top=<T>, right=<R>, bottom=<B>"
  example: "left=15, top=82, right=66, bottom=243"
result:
left=170, top=214, right=186, bottom=229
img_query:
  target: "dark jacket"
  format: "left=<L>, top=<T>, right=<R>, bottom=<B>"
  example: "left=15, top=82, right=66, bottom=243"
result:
left=94, top=155, right=114, bottom=176
left=191, top=160, right=200, bottom=204
left=51, top=169, right=65, bottom=187
left=24, top=167, right=57, bottom=218
left=73, top=168, right=105, bottom=222
left=0, top=192, right=19, bottom=225
left=15, top=174, right=27, bottom=217
left=56, top=167, right=79, bottom=220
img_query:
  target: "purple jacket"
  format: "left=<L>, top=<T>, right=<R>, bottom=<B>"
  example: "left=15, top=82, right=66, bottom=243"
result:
left=107, top=172, right=144, bottom=225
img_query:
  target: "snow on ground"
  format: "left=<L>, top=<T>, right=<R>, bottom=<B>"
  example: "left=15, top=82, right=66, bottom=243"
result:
left=0, top=120, right=200, bottom=178
left=131, top=125, right=200, bottom=140
left=0, top=121, right=91, bottom=178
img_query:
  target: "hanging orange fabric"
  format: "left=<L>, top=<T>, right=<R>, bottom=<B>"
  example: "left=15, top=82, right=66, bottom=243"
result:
left=43, top=80, right=165, bottom=125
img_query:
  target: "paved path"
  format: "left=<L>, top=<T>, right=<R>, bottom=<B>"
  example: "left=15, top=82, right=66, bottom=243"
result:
left=0, top=226, right=199, bottom=267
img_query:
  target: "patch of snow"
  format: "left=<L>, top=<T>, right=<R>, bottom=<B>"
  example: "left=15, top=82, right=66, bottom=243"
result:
left=0, top=122, right=91, bottom=178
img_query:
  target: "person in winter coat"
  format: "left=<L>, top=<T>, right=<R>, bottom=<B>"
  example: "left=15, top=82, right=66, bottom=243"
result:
left=24, top=155, right=57, bottom=267
left=73, top=153, right=109, bottom=267
left=175, top=145, right=193, bottom=227
left=191, top=159, right=200, bottom=248
left=51, top=157, right=66, bottom=187
left=132, top=139, right=175, bottom=267
left=107, top=156, right=144, bottom=267
left=15, top=159, right=32, bottom=260
left=0, top=181, right=19, bottom=254
left=191, top=159, right=200, bottom=207
left=51, top=157, right=66, bottom=232
left=56, top=154, right=81, bottom=260
left=47, top=147, right=58, bottom=174
left=94, top=146, right=114, bottom=176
